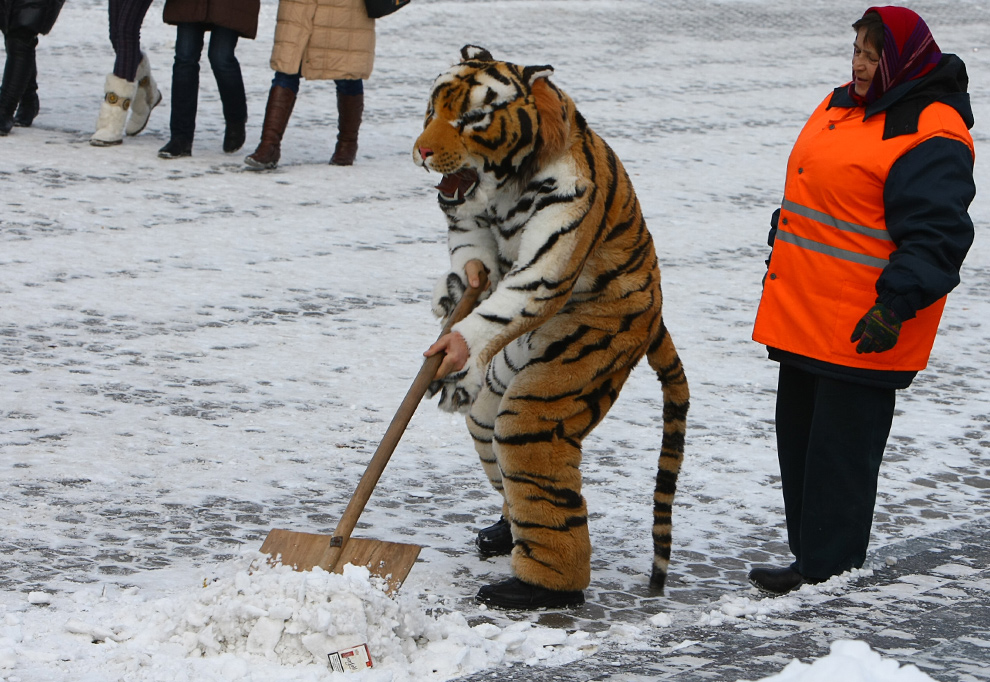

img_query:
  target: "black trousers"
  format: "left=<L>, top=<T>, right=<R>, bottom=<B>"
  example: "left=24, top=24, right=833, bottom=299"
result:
left=169, top=23, right=246, bottom=141
left=775, top=364, right=895, bottom=580
left=1, top=28, right=38, bottom=113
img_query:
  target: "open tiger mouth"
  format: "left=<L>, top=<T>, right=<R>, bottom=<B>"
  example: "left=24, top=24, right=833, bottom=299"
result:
left=436, top=169, right=480, bottom=205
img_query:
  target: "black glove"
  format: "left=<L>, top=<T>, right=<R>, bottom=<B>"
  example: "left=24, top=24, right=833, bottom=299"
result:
left=850, top=303, right=902, bottom=354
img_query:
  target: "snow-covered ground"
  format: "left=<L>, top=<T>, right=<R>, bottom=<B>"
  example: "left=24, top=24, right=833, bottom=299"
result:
left=1, top=1, right=988, bottom=680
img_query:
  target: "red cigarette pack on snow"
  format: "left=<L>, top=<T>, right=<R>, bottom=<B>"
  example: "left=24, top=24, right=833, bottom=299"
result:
left=328, top=643, right=373, bottom=673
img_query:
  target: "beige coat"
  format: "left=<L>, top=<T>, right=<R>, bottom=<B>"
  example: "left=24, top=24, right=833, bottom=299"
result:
left=270, top=0, right=375, bottom=81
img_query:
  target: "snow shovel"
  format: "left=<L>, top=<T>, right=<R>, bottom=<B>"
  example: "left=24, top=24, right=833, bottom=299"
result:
left=260, top=273, right=488, bottom=593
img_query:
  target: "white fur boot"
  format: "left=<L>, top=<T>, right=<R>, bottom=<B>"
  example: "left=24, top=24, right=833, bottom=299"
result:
left=90, top=74, right=136, bottom=147
left=126, top=53, right=161, bottom=136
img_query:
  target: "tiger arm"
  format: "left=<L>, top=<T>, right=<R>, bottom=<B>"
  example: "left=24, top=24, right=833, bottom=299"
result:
left=431, top=218, right=500, bottom=319
left=435, top=182, right=600, bottom=411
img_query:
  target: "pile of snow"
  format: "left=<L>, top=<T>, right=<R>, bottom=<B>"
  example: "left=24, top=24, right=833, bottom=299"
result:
left=742, top=640, right=937, bottom=682
left=0, top=561, right=934, bottom=682
left=698, top=569, right=875, bottom=626
left=0, top=552, right=609, bottom=681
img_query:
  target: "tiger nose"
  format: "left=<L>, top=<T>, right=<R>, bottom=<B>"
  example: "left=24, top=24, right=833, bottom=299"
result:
left=418, top=147, right=433, bottom=160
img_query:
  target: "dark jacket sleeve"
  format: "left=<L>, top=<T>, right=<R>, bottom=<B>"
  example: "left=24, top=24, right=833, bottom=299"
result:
left=876, top=136, right=975, bottom=321
left=4, top=0, right=63, bottom=35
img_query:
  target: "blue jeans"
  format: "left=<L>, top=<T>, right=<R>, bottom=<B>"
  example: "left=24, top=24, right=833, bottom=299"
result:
left=272, top=71, right=363, bottom=96
left=169, top=23, right=246, bottom=141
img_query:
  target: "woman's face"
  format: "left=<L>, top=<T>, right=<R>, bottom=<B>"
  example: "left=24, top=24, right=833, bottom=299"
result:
left=852, top=26, right=881, bottom=97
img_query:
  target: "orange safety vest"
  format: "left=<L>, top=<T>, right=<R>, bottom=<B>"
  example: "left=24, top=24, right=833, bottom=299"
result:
left=753, top=93, right=974, bottom=371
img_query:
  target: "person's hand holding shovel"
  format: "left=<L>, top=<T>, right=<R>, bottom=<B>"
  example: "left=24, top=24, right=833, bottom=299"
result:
left=424, top=259, right=488, bottom=380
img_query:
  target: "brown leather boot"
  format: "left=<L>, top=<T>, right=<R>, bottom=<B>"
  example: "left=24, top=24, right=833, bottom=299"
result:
left=245, top=84, right=296, bottom=170
left=330, top=92, right=363, bottom=166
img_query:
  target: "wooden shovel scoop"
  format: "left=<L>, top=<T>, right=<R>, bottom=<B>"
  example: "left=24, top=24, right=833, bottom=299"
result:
left=260, top=273, right=488, bottom=593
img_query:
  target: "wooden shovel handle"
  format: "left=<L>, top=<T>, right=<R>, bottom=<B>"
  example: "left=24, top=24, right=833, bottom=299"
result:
left=322, top=272, right=489, bottom=570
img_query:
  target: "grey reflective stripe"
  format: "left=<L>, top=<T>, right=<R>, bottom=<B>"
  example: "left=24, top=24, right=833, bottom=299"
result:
left=782, top=199, right=892, bottom=242
left=776, top=229, right=889, bottom=269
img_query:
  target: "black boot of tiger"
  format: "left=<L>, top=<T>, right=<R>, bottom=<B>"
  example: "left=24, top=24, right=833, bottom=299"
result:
left=476, top=577, right=584, bottom=610
left=329, top=92, right=363, bottom=166
left=476, top=516, right=513, bottom=556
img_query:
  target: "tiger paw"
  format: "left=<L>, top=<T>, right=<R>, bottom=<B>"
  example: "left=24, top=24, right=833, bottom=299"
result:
left=429, top=376, right=470, bottom=413
left=432, top=272, right=466, bottom=319
left=430, top=361, right=483, bottom=413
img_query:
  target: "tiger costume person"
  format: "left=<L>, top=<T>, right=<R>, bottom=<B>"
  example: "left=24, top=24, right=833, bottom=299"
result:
left=417, top=46, right=689, bottom=610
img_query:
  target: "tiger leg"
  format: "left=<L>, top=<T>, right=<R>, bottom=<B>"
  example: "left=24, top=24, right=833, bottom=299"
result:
left=467, top=370, right=505, bottom=506
left=495, top=327, right=639, bottom=592
left=467, top=344, right=525, bottom=511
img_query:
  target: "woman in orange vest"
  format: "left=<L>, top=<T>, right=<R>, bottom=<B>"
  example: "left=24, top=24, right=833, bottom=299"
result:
left=750, top=6, right=975, bottom=595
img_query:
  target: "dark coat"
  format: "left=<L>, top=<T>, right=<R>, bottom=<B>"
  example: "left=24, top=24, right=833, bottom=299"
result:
left=162, top=0, right=261, bottom=40
left=0, top=0, right=64, bottom=35
left=765, top=54, right=976, bottom=389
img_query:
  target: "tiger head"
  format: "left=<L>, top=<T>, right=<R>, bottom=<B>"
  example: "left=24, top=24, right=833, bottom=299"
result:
left=413, top=45, right=572, bottom=206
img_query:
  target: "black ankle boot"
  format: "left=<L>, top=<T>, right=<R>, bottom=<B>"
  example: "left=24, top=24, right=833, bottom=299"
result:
left=748, top=565, right=822, bottom=596
left=158, top=138, right=193, bottom=159
left=13, top=90, right=39, bottom=127
left=223, top=119, right=246, bottom=153
left=476, top=516, right=513, bottom=556
left=0, top=88, right=17, bottom=135
left=0, top=109, right=13, bottom=135
left=476, top=577, right=585, bottom=610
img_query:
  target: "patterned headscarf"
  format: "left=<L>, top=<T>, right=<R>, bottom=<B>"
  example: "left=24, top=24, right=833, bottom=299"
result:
left=857, top=6, right=942, bottom=105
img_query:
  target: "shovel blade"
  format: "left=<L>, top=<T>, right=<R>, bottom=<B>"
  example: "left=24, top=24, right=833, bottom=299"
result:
left=260, top=529, right=421, bottom=594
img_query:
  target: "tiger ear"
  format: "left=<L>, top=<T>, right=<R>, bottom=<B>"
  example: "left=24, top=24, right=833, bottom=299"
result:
left=523, top=65, right=554, bottom=86
left=531, top=75, right=569, bottom=163
left=461, top=45, right=494, bottom=62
